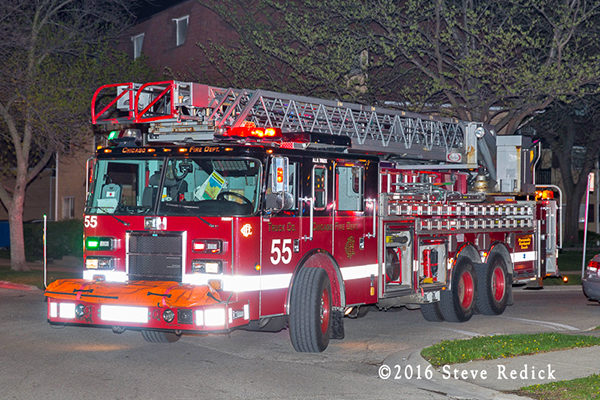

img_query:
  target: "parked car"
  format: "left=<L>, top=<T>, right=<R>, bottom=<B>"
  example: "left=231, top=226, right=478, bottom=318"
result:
left=583, top=253, right=600, bottom=301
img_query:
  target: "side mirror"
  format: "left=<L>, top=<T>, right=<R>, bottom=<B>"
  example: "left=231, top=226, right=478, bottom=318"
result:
left=266, top=156, right=292, bottom=212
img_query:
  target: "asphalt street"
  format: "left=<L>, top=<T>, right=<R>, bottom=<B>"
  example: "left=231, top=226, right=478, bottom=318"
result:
left=0, top=285, right=597, bottom=400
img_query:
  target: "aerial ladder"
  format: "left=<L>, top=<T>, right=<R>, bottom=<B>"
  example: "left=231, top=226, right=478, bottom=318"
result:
left=91, top=80, right=495, bottom=176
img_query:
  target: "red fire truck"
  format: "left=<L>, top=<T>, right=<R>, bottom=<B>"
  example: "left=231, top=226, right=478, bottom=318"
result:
left=45, top=81, right=561, bottom=352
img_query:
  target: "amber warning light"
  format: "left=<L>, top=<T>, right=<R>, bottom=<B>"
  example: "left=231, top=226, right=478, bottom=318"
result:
left=535, top=190, right=554, bottom=200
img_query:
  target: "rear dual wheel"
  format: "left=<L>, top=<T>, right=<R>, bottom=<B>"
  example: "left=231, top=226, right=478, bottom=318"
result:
left=440, top=258, right=476, bottom=322
left=476, top=255, right=509, bottom=315
left=420, top=301, right=444, bottom=322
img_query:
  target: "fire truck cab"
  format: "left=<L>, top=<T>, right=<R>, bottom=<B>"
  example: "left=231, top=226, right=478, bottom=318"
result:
left=45, top=81, right=561, bottom=352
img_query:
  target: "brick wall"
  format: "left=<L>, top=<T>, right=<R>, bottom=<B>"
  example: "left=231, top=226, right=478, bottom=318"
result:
left=124, top=0, right=239, bottom=83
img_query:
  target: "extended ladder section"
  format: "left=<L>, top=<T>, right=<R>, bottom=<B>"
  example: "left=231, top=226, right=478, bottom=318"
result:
left=91, top=80, right=484, bottom=165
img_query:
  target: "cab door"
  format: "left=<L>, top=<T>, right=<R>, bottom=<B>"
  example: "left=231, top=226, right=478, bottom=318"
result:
left=333, top=161, right=377, bottom=305
left=260, top=156, right=302, bottom=317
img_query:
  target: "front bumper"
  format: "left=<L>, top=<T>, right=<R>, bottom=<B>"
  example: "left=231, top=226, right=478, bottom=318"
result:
left=45, top=279, right=250, bottom=332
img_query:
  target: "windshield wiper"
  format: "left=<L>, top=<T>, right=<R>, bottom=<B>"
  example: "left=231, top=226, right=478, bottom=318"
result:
left=196, top=216, right=217, bottom=228
left=87, top=207, right=130, bottom=227
left=160, top=203, right=217, bottom=228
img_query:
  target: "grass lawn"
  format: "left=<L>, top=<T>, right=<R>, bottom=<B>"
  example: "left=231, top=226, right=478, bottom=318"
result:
left=421, top=333, right=600, bottom=367
left=558, top=250, right=595, bottom=272
left=544, top=274, right=581, bottom=286
left=0, top=264, right=79, bottom=289
left=541, top=249, right=594, bottom=286
left=516, top=374, right=600, bottom=400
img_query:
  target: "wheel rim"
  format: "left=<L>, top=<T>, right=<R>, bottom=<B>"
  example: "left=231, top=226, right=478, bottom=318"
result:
left=458, top=270, right=474, bottom=310
left=491, top=265, right=506, bottom=302
left=320, top=287, right=331, bottom=334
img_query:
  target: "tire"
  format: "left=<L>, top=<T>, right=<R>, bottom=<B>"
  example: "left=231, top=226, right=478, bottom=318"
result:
left=440, top=257, right=476, bottom=322
left=476, top=255, right=509, bottom=315
left=289, top=267, right=332, bottom=352
left=357, top=306, right=370, bottom=318
left=141, top=329, right=181, bottom=343
left=420, top=302, right=444, bottom=322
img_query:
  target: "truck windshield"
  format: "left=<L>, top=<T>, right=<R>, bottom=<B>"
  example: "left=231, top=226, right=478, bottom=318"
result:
left=86, top=157, right=262, bottom=216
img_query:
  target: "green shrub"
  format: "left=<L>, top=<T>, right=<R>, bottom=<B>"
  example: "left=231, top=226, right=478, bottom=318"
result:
left=24, top=219, right=83, bottom=261
left=578, top=230, right=600, bottom=247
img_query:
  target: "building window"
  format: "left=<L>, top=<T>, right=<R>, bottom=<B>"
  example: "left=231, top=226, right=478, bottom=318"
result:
left=62, top=196, right=75, bottom=220
left=173, top=16, right=189, bottom=46
left=131, top=33, right=144, bottom=59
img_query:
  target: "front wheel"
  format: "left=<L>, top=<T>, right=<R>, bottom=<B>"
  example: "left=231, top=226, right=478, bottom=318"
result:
left=476, top=255, right=509, bottom=315
left=289, top=268, right=332, bottom=352
left=440, top=258, right=476, bottom=322
left=141, top=330, right=181, bottom=343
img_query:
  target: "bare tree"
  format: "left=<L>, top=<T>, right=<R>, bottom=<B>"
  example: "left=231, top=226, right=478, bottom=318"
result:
left=200, top=0, right=600, bottom=132
left=0, top=0, right=149, bottom=270
left=531, top=98, right=600, bottom=245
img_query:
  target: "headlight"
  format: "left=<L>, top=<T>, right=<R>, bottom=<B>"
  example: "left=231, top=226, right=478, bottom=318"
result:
left=192, top=239, right=223, bottom=254
left=85, top=256, right=113, bottom=270
left=191, top=260, right=222, bottom=274
left=162, top=309, right=175, bottom=323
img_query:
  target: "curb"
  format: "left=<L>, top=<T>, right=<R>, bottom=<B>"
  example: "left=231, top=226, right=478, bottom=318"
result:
left=0, top=281, right=40, bottom=291
left=524, top=285, right=582, bottom=292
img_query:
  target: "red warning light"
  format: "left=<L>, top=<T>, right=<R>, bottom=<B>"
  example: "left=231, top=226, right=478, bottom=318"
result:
left=224, top=126, right=282, bottom=139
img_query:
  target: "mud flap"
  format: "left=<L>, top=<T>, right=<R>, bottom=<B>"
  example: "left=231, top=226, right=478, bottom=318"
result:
left=507, top=273, right=514, bottom=305
left=331, top=309, right=345, bottom=340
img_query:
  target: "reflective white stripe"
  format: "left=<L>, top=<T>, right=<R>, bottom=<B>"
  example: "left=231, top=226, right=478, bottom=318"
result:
left=340, top=264, right=379, bottom=281
left=83, top=270, right=128, bottom=282
left=100, top=305, right=148, bottom=323
left=182, top=273, right=292, bottom=292
left=183, top=264, right=379, bottom=290
left=510, top=251, right=537, bottom=262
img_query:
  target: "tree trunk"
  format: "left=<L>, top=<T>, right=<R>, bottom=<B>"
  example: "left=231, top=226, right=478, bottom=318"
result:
left=8, top=190, right=29, bottom=271
left=561, top=171, right=589, bottom=247
left=563, top=191, right=582, bottom=246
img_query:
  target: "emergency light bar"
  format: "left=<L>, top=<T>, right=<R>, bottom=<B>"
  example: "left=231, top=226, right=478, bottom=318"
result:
left=222, top=126, right=282, bottom=139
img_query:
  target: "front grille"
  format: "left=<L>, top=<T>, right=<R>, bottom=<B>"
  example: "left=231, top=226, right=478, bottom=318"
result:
left=128, top=232, right=183, bottom=282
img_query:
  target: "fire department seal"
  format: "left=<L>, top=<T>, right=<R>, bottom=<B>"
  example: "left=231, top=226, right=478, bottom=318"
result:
left=345, top=236, right=356, bottom=259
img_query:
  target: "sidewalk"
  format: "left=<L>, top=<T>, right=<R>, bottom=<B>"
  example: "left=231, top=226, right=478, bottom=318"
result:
left=384, top=344, right=600, bottom=399
left=444, top=346, right=600, bottom=392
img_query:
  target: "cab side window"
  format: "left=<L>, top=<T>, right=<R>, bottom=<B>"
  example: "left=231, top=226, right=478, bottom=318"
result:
left=313, top=165, right=327, bottom=210
left=336, top=165, right=363, bottom=211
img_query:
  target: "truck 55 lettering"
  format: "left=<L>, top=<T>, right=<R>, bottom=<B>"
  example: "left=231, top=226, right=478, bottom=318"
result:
left=270, top=239, right=293, bottom=265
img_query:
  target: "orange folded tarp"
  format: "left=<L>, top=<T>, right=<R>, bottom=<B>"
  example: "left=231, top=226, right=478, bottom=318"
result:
left=45, top=279, right=221, bottom=308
